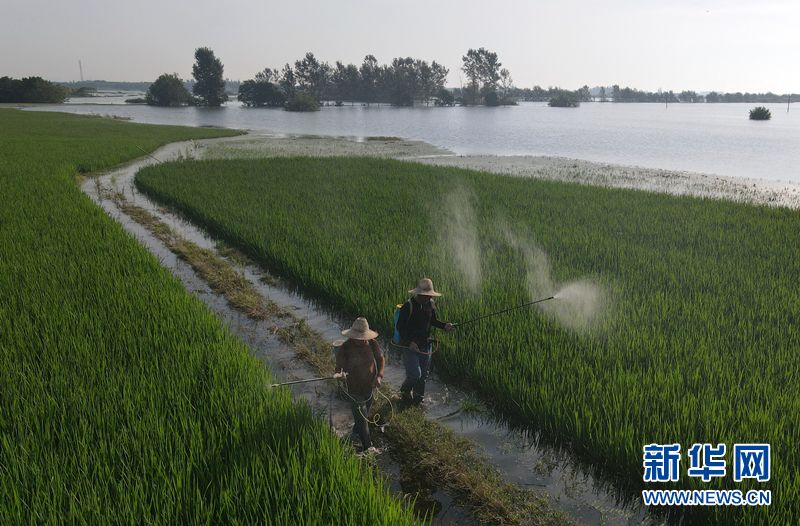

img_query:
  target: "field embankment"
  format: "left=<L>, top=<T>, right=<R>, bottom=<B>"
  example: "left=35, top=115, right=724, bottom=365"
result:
left=0, top=109, right=424, bottom=525
left=135, top=155, right=800, bottom=525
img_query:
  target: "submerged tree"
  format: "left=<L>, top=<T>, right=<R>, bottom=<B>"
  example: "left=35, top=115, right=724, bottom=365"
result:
left=238, top=79, right=285, bottom=107
left=285, top=92, right=320, bottom=112
left=749, top=106, right=772, bottom=120
left=0, top=76, right=69, bottom=103
left=146, top=73, right=193, bottom=106
left=548, top=91, right=581, bottom=107
left=192, top=47, right=227, bottom=107
left=461, top=48, right=502, bottom=105
left=294, top=52, right=330, bottom=100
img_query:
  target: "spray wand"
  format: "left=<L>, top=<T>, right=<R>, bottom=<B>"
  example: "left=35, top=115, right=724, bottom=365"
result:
left=453, top=296, right=555, bottom=328
left=269, top=372, right=345, bottom=388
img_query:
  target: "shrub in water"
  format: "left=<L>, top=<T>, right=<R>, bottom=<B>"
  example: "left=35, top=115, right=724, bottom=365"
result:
left=286, top=92, right=320, bottom=112
left=749, top=106, right=772, bottom=120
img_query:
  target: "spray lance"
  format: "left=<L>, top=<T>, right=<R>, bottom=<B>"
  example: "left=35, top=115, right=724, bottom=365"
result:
left=268, top=372, right=346, bottom=388
left=452, top=296, right=555, bottom=328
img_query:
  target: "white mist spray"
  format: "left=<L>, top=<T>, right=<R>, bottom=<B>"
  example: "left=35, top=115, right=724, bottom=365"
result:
left=544, top=280, right=607, bottom=333
left=439, top=186, right=482, bottom=293
left=495, top=218, right=608, bottom=334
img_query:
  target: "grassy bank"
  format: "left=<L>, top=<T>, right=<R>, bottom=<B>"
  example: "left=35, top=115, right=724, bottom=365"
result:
left=135, top=155, right=800, bottom=525
left=0, top=110, right=424, bottom=525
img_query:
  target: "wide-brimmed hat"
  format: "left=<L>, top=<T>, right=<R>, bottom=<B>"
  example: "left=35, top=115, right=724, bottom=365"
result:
left=341, top=317, right=378, bottom=340
left=408, top=278, right=442, bottom=297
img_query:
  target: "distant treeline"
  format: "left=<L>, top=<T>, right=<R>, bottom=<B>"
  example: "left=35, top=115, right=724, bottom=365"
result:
left=238, top=48, right=517, bottom=108
left=240, top=53, right=455, bottom=108
left=18, top=76, right=797, bottom=106
left=512, top=84, right=798, bottom=104
left=58, top=79, right=243, bottom=95
left=58, top=80, right=153, bottom=92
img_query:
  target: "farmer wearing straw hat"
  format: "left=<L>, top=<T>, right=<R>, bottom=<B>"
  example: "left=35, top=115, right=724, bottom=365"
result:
left=335, top=317, right=385, bottom=450
left=396, top=278, right=454, bottom=404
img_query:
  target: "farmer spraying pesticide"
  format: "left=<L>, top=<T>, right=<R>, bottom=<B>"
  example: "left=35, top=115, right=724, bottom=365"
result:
left=335, top=318, right=385, bottom=452
left=396, top=279, right=454, bottom=404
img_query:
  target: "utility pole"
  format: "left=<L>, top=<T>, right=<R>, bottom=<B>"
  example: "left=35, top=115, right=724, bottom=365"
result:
left=79, top=60, right=83, bottom=82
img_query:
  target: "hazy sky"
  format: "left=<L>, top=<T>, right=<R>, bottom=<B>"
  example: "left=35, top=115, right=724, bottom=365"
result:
left=2, top=0, right=797, bottom=94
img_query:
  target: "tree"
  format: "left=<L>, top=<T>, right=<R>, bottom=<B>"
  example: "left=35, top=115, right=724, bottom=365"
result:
left=388, top=57, right=416, bottom=106
left=192, top=47, right=227, bottom=107
left=576, top=85, right=592, bottom=102
left=238, top=79, right=285, bottom=107
left=145, top=73, right=193, bottom=106
left=286, top=92, right=320, bottom=111
left=548, top=91, right=581, bottom=107
left=499, top=68, right=515, bottom=105
left=0, top=76, right=69, bottom=103
left=749, top=106, right=771, bottom=120
left=435, top=88, right=455, bottom=106
left=461, top=48, right=502, bottom=105
left=430, top=61, right=449, bottom=96
left=254, top=68, right=278, bottom=84
left=679, top=90, right=702, bottom=103
left=331, top=61, right=360, bottom=104
left=599, top=86, right=607, bottom=102
left=294, top=52, right=330, bottom=100
left=359, top=55, right=380, bottom=105
left=279, top=64, right=296, bottom=98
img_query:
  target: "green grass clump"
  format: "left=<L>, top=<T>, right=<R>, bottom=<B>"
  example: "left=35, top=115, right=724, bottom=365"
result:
left=0, top=110, right=424, bottom=525
left=135, top=155, right=800, bottom=525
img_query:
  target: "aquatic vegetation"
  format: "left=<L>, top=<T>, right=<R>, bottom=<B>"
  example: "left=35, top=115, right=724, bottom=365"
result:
left=0, top=110, right=424, bottom=525
left=136, top=155, right=800, bottom=525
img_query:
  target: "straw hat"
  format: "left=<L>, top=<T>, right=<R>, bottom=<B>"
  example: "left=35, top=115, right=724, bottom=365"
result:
left=408, top=278, right=442, bottom=297
left=341, top=317, right=378, bottom=340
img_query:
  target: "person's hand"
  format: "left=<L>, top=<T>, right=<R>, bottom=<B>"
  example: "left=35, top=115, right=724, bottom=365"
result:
left=409, top=341, right=419, bottom=353
left=444, top=322, right=454, bottom=332
left=376, top=375, right=382, bottom=387
left=333, top=369, right=347, bottom=380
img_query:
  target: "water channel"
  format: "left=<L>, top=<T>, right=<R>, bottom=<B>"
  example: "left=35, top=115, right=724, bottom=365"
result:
left=81, top=134, right=660, bottom=526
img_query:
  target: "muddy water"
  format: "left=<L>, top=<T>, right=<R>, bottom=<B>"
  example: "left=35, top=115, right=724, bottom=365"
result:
left=82, top=135, right=659, bottom=526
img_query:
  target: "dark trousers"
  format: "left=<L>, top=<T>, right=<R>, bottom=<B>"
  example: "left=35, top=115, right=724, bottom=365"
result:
left=400, top=343, right=431, bottom=400
left=349, top=393, right=374, bottom=449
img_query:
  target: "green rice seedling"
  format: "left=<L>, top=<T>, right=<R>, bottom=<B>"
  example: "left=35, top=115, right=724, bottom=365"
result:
left=135, top=155, right=800, bottom=525
left=0, top=110, right=425, bottom=526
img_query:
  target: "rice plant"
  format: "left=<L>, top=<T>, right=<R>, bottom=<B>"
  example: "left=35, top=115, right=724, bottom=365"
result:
left=135, top=155, right=800, bottom=525
left=0, top=110, right=424, bottom=525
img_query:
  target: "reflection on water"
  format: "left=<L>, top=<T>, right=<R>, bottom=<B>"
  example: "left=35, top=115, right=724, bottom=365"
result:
left=29, top=99, right=799, bottom=183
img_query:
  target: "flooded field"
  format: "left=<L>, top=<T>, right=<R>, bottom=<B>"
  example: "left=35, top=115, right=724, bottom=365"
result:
left=81, top=134, right=683, bottom=525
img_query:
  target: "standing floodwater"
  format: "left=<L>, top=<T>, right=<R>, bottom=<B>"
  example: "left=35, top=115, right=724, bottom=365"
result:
left=27, top=101, right=800, bottom=183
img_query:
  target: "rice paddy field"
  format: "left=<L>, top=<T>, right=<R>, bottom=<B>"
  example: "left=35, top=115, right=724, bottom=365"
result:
left=135, top=155, right=800, bottom=525
left=0, top=109, right=424, bottom=525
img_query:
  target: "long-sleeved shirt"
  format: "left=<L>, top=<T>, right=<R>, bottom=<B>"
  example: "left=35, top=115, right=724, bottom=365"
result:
left=334, top=338, right=385, bottom=397
left=396, top=297, right=446, bottom=347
